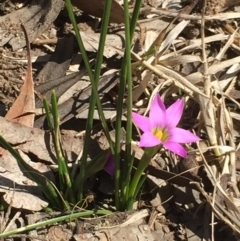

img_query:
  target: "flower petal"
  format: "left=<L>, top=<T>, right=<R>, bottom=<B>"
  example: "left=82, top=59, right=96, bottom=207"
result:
left=168, top=128, right=201, bottom=143
left=104, top=154, right=115, bottom=177
left=163, top=141, right=187, bottom=157
left=139, top=132, right=161, bottom=147
left=149, top=94, right=166, bottom=129
left=132, top=112, right=151, bottom=132
left=166, top=99, right=184, bottom=128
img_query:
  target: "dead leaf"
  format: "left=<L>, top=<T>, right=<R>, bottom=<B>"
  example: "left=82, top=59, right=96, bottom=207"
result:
left=5, top=26, right=35, bottom=128
left=0, top=0, right=63, bottom=50
left=0, top=150, right=49, bottom=211
left=148, top=0, right=163, bottom=8
left=79, top=31, right=125, bottom=58
left=0, top=26, right=44, bottom=211
left=0, top=117, right=94, bottom=164
left=0, top=116, right=99, bottom=211
left=0, top=117, right=102, bottom=210
left=47, top=226, right=72, bottom=241
left=74, top=210, right=151, bottom=241
left=71, top=0, right=125, bottom=23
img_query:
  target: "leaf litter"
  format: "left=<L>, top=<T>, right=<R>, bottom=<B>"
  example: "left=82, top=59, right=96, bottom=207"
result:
left=1, top=0, right=240, bottom=240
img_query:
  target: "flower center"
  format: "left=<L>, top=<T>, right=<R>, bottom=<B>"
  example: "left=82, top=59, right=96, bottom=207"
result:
left=152, top=127, right=169, bottom=142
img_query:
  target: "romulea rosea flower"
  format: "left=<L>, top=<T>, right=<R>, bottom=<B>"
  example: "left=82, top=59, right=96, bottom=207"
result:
left=132, top=94, right=200, bottom=157
left=104, top=153, right=115, bottom=177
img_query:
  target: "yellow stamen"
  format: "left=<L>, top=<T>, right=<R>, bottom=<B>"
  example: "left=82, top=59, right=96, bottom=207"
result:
left=152, top=127, right=169, bottom=142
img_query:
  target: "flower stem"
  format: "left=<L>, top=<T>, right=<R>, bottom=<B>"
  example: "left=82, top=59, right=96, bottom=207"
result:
left=114, top=0, right=142, bottom=211
left=127, top=146, right=160, bottom=210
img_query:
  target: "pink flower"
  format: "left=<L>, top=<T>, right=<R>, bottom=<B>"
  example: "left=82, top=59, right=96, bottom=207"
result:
left=104, top=153, right=115, bottom=177
left=132, top=94, right=200, bottom=157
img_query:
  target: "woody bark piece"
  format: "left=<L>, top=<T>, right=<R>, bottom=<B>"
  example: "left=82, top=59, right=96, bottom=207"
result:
left=34, top=73, right=119, bottom=128
left=0, top=0, right=63, bottom=50
left=71, top=0, right=125, bottom=24
left=59, top=73, right=119, bottom=123
left=35, top=69, right=89, bottom=108
left=36, top=36, right=75, bottom=83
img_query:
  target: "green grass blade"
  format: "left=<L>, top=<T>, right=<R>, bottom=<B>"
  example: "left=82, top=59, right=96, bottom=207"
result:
left=0, top=209, right=112, bottom=238
left=130, top=0, right=142, bottom=39
left=51, top=91, right=75, bottom=204
left=65, top=0, right=115, bottom=201
left=122, top=151, right=135, bottom=203
left=123, top=0, right=133, bottom=209
left=79, top=0, right=114, bottom=198
left=84, top=150, right=109, bottom=178
left=45, top=179, right=66, bottom=209
left=65, top=0, right=94, bottom=79
left=114, top=0, right=142, bottom=210
left=43, top=98, right=54, bottom=132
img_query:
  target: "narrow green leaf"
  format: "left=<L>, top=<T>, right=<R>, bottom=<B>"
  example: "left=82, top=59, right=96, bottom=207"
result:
left=0, top=210, right=112, bottom=238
